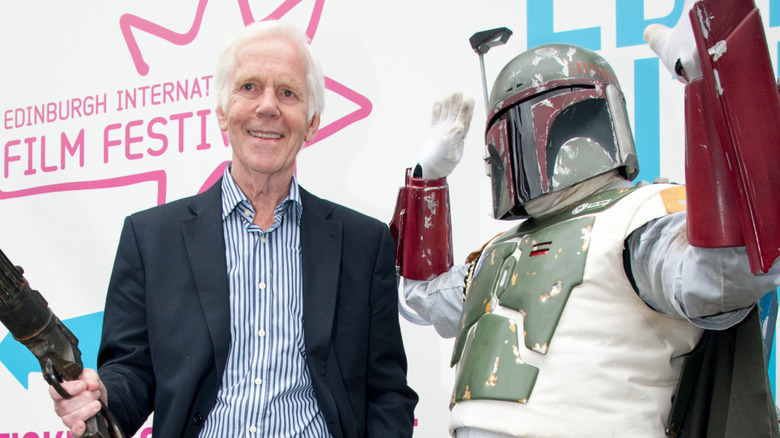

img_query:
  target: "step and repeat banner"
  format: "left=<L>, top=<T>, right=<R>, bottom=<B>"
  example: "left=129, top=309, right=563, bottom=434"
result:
left=1, top=1, right=779, bottom=436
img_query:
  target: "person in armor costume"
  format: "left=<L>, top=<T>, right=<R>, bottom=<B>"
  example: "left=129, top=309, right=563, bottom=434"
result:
left=391, top=1, right=780, bottom=436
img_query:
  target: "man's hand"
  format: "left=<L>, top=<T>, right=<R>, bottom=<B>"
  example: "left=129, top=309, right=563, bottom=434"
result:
left=417, top=92, right=475, bottom=180
left=50, top=368, right=108, bottom=438
left=644, top=0, right=701, bottom=83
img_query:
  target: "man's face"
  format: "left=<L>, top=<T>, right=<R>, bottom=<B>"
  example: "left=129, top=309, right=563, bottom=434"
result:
left=217, top=35, right=320, bottom=184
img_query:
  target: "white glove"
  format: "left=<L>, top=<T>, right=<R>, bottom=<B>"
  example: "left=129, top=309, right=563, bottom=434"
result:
left=417, top=92, right=475, bottom=180
left=643, top=0, right=702, bottom=83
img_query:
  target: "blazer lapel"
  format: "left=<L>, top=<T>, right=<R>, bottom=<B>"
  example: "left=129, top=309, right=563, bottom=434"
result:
left=182, top=180, right=231, bottom=378
left=300, top=188, right=342, bottom=376
left=178, top=183, right=341, bottom=383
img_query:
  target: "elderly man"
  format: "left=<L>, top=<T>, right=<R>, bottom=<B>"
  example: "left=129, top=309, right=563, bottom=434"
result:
left=51, top=20, right=417, bottom=438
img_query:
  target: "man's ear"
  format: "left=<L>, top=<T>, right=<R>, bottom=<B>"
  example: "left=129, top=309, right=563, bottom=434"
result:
left=216, top=105, right=228, bottom=132
left=304, top=113, right=321, bottom=143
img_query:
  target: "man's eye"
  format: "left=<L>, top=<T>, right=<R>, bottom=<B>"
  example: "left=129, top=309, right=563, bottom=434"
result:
left=281, top=89, right=296, bottom=98
left=242, top=83, right=253, bottom=91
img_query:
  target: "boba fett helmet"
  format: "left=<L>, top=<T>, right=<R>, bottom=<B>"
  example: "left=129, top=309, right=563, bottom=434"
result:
left=484, top=43, right=639, bottom=219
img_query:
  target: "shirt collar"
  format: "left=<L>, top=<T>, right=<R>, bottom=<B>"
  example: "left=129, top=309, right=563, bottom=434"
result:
left=220, top=164, right=303, bottom=224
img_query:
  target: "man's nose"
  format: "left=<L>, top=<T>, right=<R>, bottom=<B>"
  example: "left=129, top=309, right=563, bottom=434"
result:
left=255, top=90, right=280, bottom=118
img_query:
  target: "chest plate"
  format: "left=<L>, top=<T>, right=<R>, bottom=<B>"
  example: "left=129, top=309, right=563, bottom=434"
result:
left=450, top=187, right=635, bottom=404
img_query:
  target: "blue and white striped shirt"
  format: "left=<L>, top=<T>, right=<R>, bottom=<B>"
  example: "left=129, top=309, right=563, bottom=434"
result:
left=199, top=167, right=331, bottom=437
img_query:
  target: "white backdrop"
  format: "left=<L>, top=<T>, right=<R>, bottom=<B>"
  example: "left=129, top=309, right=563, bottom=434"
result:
left=1, top=1, right=779, bottom=436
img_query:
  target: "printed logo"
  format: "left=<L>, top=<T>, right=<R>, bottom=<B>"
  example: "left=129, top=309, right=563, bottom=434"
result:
left=571, top=199, right=612, bottom=215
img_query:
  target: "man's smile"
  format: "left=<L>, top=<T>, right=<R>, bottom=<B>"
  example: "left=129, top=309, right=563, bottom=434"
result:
left=249, top=130, right=283, bottom=139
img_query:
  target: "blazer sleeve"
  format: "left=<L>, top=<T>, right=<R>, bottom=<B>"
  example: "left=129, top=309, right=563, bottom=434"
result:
left=97, top=216, right=156, bottom=436
left=365, top=226, right=419, bottom=436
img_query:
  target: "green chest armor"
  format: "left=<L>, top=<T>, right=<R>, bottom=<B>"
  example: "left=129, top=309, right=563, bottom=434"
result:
left=450, top=187, right=636, bottom=405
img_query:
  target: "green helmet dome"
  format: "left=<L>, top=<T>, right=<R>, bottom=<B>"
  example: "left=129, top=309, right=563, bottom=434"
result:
left=489, top=44, right=621, bottom=114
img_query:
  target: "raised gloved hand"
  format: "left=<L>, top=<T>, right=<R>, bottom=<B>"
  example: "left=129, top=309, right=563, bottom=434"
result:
left=417, top=92, right=475, bottom=180
left=643, top=0, right=701, bottom=83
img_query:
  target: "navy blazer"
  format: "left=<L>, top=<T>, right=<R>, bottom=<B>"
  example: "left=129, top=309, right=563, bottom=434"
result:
left=97, top=179, right=418, bottom=438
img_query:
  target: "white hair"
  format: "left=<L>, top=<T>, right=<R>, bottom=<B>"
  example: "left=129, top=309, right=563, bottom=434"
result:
left=214, top=20, right=325, bottom=122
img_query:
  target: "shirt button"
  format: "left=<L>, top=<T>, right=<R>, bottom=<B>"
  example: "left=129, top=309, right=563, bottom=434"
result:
left=249, top=425, right=257, bottom=433
left=258, top=282, right=266, bottom=290
left=255, top=377, right=263, bottom=385
left=258, top=329, right=266, bottom=337
left=260, top=236, right=267, bottom=243
left=243, top=209, right=252, bottom=217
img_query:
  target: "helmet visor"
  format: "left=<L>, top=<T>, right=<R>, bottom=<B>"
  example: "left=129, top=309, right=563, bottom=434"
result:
left=486, top=86, right=627, bottom=210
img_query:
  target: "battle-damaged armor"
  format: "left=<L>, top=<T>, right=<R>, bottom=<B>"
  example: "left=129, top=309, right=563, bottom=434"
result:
left=681, top=0, right=780, bottom=274
left=394, top=1, right=780, bottom=434
left=449, top=44, right=711, bottom=436
left=449, top=184, right=695, bottom=436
